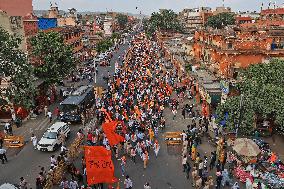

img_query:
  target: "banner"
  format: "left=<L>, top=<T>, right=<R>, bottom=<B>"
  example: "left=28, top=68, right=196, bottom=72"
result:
left=102, top=121, right=125, bottom=146
left=85, top=146, right=117, bottom=185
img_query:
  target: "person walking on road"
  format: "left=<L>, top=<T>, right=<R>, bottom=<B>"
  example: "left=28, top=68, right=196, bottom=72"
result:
left=31, top=134, right=37, bottom=150
left=172, top=108, right=177, bottom=120
left=182, top=155, right=187, bottom=172
left=0, top=147, right=8, bottom=164
left=54, top=107, right=60, bottom=120
left=59, top=177, right=69, bottom=189
left=4, top=122, right=12, bottom=135
left=185, top=162, right=191, bottom=179
left=144, top=182, right=151, bottom=189
left=130, top=148, right=136, bottom=164
left=44, top=106, right=48, bottom=117
left=0, top=132, right=3, bottom=148
left=47, top=110, right=52, bottom=123
left=19, top=177, right=28, bottom=189
left=142, top=150, right=149, bottom=169
left=69, top=177, right=79, bottom=189
left=124, top=175, right=133, bottom=189
left=119, top=155, right=126, bottom=176
left=153, top=140, right=160, bottom=157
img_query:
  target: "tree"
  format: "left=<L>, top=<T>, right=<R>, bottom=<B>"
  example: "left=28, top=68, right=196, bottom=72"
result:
left=206, top=13, right=235, bottom=29
left=144, top=9, right=184, bottom=38
left=111, top=32, right=121, bottom=41
left=116, top=14, right=128, bottom=29
left=30, top=31, right=75, bottom=85
left=0, top=27, right=35, bottom=109
left=96, top=39, right=113, bottom=53
left=216, top=59, right=284, bottom=135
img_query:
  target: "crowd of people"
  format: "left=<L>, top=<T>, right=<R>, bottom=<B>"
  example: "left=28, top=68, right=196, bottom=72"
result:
left=92, top=33, right=176, bottom=188
left=5, top=30, right=281, bottom=189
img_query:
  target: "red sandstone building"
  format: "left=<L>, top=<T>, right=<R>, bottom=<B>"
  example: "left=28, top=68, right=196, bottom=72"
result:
left=0, top=0, right=33, bottom=16
left=193, top=7, right=284, bottom=79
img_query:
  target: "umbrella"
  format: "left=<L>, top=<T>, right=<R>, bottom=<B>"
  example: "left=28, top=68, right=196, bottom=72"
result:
left=0, top=183, right=18, bottom=189
left=233, top=138, right=261, bottom=157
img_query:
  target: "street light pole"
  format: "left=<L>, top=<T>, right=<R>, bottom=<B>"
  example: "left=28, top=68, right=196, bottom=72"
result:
left=93, top=60, right=97, bottom=84
left=236, top=93, right=244, bottom=137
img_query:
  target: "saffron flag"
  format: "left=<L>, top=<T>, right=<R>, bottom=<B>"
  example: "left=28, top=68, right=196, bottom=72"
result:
left=102, top=121, right=125, bottom=146
left=85, top=146, right=117, bottom=185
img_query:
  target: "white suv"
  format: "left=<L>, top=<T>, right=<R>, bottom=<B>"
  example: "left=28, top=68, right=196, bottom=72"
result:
left=37, top=122, right=70, bottom=152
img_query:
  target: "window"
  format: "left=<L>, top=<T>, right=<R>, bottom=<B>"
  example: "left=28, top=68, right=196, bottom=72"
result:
left=228, top=43, right=233, bottom=49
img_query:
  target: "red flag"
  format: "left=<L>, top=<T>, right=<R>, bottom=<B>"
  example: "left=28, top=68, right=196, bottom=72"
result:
left=85, top=146, right=117, bottom=185
left=102, top=121, right=125, bottom=146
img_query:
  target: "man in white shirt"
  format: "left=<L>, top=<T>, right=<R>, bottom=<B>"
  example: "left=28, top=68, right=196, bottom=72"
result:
left=0, top=148, right=8, bottom=164
left=144, top=182, right=151, bottom=189
left=47, top=110, right=52, bottom=123
left=124, top=175, right=133, bottom=189
left=69, top=178, right=79, bottom=189
left=30, top=134, right=37, bottom=150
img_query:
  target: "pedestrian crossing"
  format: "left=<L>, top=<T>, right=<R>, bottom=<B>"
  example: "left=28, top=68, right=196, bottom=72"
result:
left=18, top=117, right=51, bottom=136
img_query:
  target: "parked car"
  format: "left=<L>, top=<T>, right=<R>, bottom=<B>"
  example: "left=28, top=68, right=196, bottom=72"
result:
left=37, top=122, right=70, bottom=152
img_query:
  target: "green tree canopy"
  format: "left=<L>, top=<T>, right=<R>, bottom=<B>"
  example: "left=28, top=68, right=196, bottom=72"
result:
left=144, top=9, right=184, bottom=38
left=0, top=27, right=35, bottom=109
left=216, top=59, right=284, bottom=135
left=30, top=31, right=75, bottom=85
left=96, top=39, right=113, bottom=53
left=116, top=14, right=128, bottom=29
left=206, top=13, right=235, bottom=29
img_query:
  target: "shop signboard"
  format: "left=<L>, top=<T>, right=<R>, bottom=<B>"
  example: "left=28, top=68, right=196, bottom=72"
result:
left=220, top=80, right=229, bottom=94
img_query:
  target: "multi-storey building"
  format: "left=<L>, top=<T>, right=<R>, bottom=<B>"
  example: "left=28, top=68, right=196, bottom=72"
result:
left=43, top=26, right=83, bottom=55
left=179, top=7, right=212, bottom=34
left=0, top=10, right=26, bottom=51
left=193, top=25, right=284, bottom=79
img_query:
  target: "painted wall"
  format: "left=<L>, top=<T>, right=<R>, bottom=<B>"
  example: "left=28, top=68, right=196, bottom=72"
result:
left=58, top=17, right=76, bottom=26
left=0, top=0, right=32, bottom=16
left=38, top=18, right=57, bottom=30
left=0, top=11, right=26, bottom=51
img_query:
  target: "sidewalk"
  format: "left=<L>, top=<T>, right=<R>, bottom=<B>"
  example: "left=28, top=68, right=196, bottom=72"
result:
left=5, top=103, right=58, bottom=157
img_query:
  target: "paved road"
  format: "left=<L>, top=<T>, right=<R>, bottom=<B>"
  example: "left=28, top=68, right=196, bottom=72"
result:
left=0, top=33, right=133, bottom=187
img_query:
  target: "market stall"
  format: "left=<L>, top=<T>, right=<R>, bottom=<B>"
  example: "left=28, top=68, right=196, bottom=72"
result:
left=229, top=138, right=284, bottom=188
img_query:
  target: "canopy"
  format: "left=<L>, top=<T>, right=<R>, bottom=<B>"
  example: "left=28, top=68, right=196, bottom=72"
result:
left=0, top=184, right=18, bottom=189
left=233, top=138, right=261, bottom=157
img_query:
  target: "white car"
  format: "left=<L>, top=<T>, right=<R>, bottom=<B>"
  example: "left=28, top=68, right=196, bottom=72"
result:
left=37, top=122, right=70, bottom=152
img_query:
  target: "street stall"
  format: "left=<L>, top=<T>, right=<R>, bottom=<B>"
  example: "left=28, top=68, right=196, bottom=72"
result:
left=227, top=138, right=284, bottom=188
left=194, top=69, right=221, bottom=117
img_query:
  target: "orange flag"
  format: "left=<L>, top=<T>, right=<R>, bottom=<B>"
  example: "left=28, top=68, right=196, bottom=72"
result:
left=102, top=121, right=125, bottom=146
left=85, top=146, right=117, bottom=185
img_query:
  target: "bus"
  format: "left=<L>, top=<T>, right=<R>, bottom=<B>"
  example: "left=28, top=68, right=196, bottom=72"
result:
left=59, top=85, right=95, bottom=123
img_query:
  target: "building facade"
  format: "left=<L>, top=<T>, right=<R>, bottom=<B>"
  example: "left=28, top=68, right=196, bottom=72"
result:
left=0, top=10, right=26, bottom=51
left=193, top=26, right=284, bottom=78
left=179, top=7, right=212, bottom=34
left=0, top=0, right=33, bottom=16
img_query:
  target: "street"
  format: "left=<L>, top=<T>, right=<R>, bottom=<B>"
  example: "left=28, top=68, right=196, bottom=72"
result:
left=0, top=33, right=132, bottom=187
